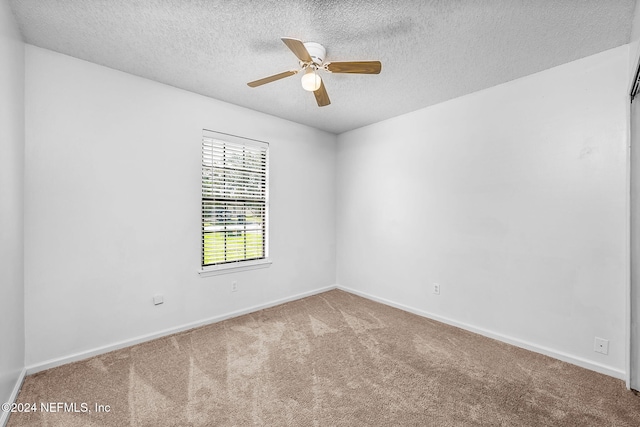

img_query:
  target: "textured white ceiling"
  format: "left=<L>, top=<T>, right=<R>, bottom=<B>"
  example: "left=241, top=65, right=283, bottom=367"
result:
left=8, top=0, right=636, bottom=134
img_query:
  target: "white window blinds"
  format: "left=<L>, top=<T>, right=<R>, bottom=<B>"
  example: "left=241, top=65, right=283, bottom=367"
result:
left=201, top=130, right=268, bottom=267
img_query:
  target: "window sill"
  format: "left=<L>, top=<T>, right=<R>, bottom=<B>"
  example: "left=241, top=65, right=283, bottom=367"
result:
left=198, top=258, right=272, bottom=277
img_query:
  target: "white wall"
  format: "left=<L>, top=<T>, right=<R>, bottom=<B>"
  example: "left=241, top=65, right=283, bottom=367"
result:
left=629, top=0, right=640, bottom=390
left=630, top=0, right=640, bottom=79
left=0, top=0, right=25, bottom=416
left=630, top=92, right=639, bottom=390
left=24, top=46, right=336, bottom=367
left=336, top=46, right=629, bottom=377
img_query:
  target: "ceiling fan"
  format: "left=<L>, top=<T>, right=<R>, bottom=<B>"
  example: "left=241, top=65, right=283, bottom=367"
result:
left=247, top=37, right=382, bottom=107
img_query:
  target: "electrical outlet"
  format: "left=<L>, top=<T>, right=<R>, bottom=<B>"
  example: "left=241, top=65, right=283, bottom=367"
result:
left=594, top=337, right=609, bottom=355
left=232, top=281, right=238, bottom=292
left=153, top=294, right=164, bottom=305
left=433, top=283, right=440, bottom=295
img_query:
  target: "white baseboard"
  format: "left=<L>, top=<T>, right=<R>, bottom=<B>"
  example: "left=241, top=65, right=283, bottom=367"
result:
left=25, top=283, right=624, bottom=381
left=0, top=368, right=27, bottom=427
left=337, top=285, right=626, bottom=380
left=26, top=285, right=338, bottom=374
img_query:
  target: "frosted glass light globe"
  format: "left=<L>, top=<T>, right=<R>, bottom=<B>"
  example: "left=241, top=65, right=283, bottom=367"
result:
left=301, top=67, right=321, bottom=91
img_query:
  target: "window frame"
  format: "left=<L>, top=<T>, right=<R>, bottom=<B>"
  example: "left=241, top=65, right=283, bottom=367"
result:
left=198, top=130, right=271, bottom=276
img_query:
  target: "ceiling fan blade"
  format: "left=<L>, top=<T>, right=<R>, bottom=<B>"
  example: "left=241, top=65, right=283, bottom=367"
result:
left=313, top=80, right=330, bottom=107
left=281, top=37, right=313, bottom=63
left=247, top=70, right=298, bottom=87
left=326, top=61, right=382, bottom=74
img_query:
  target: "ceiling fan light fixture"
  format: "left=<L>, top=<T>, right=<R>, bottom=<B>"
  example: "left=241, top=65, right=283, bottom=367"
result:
left=247, top=37, right=381, bottom=107
left=301, top=67, right=321, bottom=92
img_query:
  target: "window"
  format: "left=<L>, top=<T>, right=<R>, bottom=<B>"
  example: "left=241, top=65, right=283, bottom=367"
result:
left=201, top=130, right=269, bottom=272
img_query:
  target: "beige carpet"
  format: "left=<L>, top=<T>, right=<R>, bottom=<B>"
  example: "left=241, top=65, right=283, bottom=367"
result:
left=7, top=289, right=640, bottom=426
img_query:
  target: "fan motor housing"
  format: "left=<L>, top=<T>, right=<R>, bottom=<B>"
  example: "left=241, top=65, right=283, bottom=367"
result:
left=303, top=42, right=326, bottom=65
